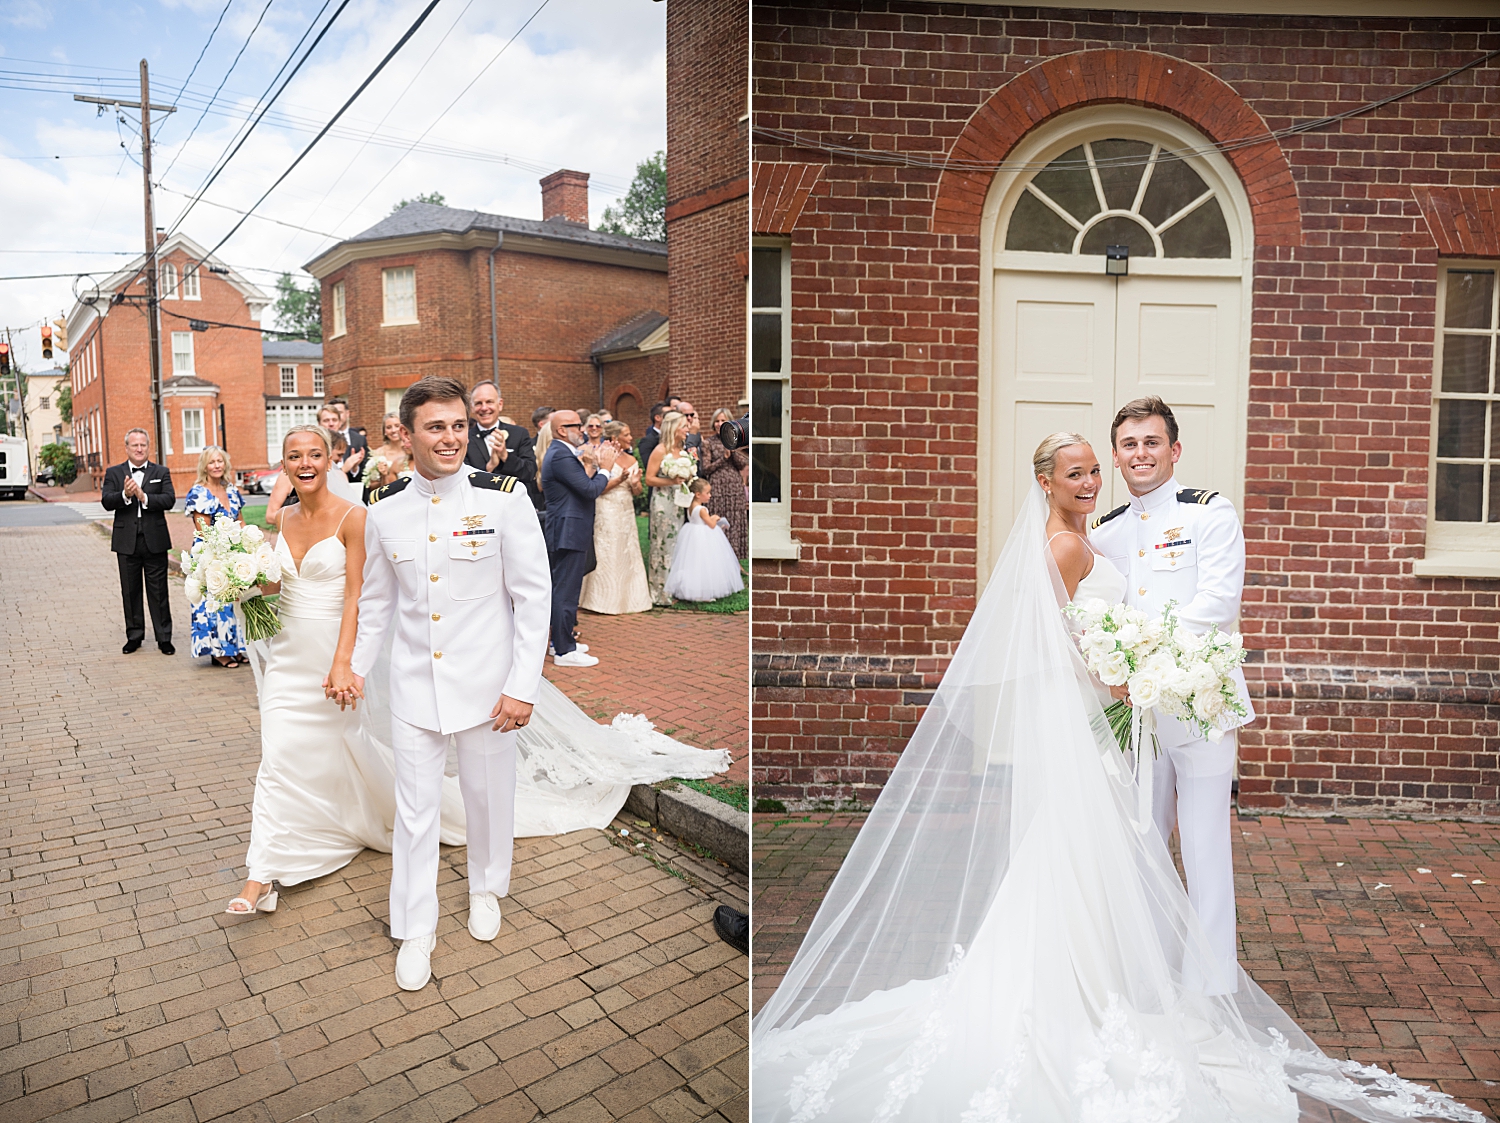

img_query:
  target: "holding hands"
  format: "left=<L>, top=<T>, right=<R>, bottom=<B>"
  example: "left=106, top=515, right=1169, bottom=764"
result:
left=324, top=667, right=364, bottom=711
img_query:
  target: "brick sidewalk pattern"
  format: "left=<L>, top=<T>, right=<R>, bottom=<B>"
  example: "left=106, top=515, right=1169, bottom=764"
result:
left=0, top=523, right=747, bottom=1122
left=752, top=810, right=1500, bottom=1117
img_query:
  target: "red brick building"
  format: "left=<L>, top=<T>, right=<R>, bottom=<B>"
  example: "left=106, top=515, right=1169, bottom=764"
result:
left=262, top=340, right=326, bottom=453
left=304, top=176, right=669, bottom=436
left=65, top=234, right=271, bottom=489
left=750, top=2, right=1500, bottom=818
left=666, top=0, right=750, bottom=419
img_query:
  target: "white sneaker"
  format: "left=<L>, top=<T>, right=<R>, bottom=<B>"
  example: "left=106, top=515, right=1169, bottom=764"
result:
left=553, top=650, right=598, bottom=667
left=395, top=931, right=437, bottom=991
left=572, top=642, right=589, bottom=653
left=468, top=892, right=502, bottom=941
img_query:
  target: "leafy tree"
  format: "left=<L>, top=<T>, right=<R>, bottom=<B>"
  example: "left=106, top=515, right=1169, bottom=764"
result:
left=56, top=380, right=71, bottom=424
left=392, top=191, right=447, bottom=212
left=598, top=151, right=665, bottom=243
left=38, top=442, right=76, bottom=485
left=271, top=273, right=322, bottom=342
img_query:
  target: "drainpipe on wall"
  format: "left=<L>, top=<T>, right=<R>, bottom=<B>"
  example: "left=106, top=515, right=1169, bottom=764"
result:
left=591, top=355, right=605, bottom=413
left=488, top=233, right=504, bottom=388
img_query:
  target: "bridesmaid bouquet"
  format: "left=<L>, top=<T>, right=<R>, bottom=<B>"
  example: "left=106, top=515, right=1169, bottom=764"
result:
left=182, top=516, right=284, bottom=640
left=1066, top=598, right=1248, bottom=752
left=660, top=451, right=696, bottom=508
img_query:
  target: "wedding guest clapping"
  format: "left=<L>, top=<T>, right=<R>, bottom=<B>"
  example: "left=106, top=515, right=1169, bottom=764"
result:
left=102, top=427, right=176, bottom=655
left=541, top=410, right=612, bottom=666
left=644, top=410, right=692, bottom=605
left=364, top=412, right=412, bottom=491
left=185, top=446, right=248, bottom=668
left=580, top=421, right=651, bottom=615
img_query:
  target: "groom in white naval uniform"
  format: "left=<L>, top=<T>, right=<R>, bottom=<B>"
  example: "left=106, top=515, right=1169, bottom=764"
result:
left=1089, top=396, right=1253, bottom=994
left=347, top=376, right=551, bottom=991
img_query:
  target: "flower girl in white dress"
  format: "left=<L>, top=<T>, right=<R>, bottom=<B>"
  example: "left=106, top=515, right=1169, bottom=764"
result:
left=665, top=479, right=744, bottom=603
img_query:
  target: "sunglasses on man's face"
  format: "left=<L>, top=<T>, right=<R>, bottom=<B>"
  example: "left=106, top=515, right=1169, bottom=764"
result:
left=681, top=412, right=697, bottom=419
left=556, top=422, right=583, bottom=431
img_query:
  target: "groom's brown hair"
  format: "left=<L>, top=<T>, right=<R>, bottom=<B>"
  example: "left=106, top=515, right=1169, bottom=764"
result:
left=1110, top=396, right=1179, bottom=448
left=399, top=376, right=470, bottom=430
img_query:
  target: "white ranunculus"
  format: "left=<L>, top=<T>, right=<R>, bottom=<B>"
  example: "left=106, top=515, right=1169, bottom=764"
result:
left=241, top=523, right=264, bottom=546
left=264, top=559, right=282, bottom=583
left=203, top=561, right=230, bottom=596
left=184, top=576, right=201, bottom=602
left=1081, top=629, right=1116, bottom=659
left=232, top=556, right=258, bottom=585
left=1114, top=622, right=1143, bottom=651
left=1188, top=661, right=1220, bottom=695
left=1096, top=649, right=1131, bottom=686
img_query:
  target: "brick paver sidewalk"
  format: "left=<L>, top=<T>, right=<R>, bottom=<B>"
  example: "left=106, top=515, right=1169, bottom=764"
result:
left=0, top=524, right=747, bottom=1122
left=752, top=810, right=1500, bottom=1117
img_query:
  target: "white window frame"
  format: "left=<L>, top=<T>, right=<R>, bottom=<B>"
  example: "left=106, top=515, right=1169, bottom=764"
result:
left=265, top=401, right=322, bottom=459
left=181, top=408, right=204, bottom=454
left=331, top=281, right=347, bottom=337
left=171, top=332, right=194, bottom=375
left=312, top=365, right=324, bottom=396
left=180, top=263, right=200, bottom=300
left=1416, top=258, right=1500, bottom=576
left=749, top=238, right=798, bottom=560
left=279, top=365, right=298, bottom=396
left=159, top=262, right=177, bottom=300
left=160, top=407, right=173, bottom=456
left=381, top=266, right=418, bottom=326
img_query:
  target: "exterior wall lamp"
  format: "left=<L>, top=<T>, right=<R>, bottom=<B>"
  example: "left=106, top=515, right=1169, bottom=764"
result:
left=1105, top=245, right=1129, bottom=276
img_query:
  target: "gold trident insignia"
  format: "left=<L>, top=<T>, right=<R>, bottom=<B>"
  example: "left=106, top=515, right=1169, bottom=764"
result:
left=461, top=514, right=486, bottom=530
left=1163, top=526, right=1184, bottom=540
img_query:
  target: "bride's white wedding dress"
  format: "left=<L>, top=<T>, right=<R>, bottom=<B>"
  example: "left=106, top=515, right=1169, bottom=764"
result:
left=241, top=525, right=730, bottom=888
left=751, top=490, right=1481, bottom=1123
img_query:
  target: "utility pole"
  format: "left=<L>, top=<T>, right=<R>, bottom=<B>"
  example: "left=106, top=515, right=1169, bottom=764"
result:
left=74, top=64, right=175, bottom=465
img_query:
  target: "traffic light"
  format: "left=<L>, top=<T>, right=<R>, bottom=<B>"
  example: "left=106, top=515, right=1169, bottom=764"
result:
left=0, top=342, right=10, bottom=375
left=52, top=318, right=67, bottom=352
left=40, top=325, right=52, bottom=360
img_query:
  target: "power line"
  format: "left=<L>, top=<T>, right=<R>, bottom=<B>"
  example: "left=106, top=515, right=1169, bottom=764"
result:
left=159, top=0, right=236, bottom=138
left=200, top=0, right=448, bottom=262
left=156, top=183, right=342, bottom=239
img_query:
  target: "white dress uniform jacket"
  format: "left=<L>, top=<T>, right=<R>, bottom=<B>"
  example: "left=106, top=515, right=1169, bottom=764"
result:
left=1088, top=476, right=1254, bottom=738
left=352, top=467, right=551, bottom=734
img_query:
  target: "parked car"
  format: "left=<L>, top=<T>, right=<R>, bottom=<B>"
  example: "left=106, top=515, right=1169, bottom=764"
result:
left=241, top=463, right=281, bottom=495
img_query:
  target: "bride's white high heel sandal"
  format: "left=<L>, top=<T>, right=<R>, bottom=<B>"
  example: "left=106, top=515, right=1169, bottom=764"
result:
left=225, top=884, right=278, bottom=915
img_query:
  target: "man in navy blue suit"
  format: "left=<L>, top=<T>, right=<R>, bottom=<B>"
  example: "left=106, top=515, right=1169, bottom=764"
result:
left=541, top=410, right=614, bottom=667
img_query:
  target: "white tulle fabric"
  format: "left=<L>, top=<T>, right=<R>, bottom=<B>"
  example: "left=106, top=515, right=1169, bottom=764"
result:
left=665, top=506, right=745, bottom=603
left=242, top=532, right=730, bottom=885
left=751, top=488, right=1482, bottom=1123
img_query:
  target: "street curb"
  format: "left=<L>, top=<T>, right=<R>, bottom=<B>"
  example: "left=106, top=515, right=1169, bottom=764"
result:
left=624, top=784, right=748, bottom=874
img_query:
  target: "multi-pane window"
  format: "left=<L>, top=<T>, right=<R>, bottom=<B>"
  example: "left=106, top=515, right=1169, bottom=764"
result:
left=280, top=365, right=298, bottom=396
left=1434, top=265, right=1500, bottom=523
left=382, top=266, right=417, bottom=324
left=266, top=402, right=322, bottom=456
left=332, top=281, right=347, bottom=337
left=1005, top=140, right=1231, bottom=259
left=171, top=332, right=194, bottom=375
left=180, top=263, right=200, bottom=300
left=159, top=262, right=177, bottom=299
left=182, top=409, right=204, bottom=453
left=750, top=240, right=797, bottom=559
left=312, top=365, right=324, bottom=396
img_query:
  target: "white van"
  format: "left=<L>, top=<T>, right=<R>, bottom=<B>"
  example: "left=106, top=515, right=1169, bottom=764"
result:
left=0, top=434, right=32, bottom=500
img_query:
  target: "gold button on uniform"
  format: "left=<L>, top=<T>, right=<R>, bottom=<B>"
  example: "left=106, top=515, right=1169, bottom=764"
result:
left=431, top=497, right=441, bottom=505
left=1140, top=513, right=1149, bottom=521
left=1138, top=550, right=1145, bottom=557
left=1139, top=587, right=1147, bottom=596
left=433, top=651, right=443, bottom=659
left=431, top=613, right=441, bottom=621
left=429, top=534, right=437, bottom=542
left=430, top=574, right=439, bottom=582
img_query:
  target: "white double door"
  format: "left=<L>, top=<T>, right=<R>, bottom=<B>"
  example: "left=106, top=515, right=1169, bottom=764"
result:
left=989, top=269, right=1244, bottom=560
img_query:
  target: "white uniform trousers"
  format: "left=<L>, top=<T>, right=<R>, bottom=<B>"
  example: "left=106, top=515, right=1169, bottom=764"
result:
left=1152, top=726, right=1238, bottom=995
left=389, top=715, right=517, bottom=940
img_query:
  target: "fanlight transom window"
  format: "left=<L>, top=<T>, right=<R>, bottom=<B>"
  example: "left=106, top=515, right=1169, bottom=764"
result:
left=1005, top=139, right=1231, bottom=259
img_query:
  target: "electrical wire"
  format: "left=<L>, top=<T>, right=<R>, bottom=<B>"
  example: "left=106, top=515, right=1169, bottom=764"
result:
left=754, top=48, right=1500, bottom=175
left=158, top=0, right=237, bottom=139
left=156, top=184, right=343, bottom=239
left=199, top=0, right=448, bottom=263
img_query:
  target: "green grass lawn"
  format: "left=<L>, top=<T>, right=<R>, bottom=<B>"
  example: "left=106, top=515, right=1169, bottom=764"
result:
left=241, top=506, right=274, bottom=531
left=635, top=514, right=747, bottom=615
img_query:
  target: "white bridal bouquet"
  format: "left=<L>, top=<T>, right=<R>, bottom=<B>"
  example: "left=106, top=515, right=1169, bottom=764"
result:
left=1065, top=598, right=1248, bottom=752
left=659, top=451, right=696, bottom=507
left=182, top=515, right=283, bottom=640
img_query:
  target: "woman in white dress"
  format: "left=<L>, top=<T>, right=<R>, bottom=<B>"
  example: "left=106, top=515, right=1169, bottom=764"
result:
left=750, top=433, right=1481, bottom=1123
left=226, top=426, right=731, bottom=915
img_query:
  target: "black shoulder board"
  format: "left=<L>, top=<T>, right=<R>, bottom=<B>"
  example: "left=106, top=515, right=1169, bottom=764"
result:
left=468, top=472, right=518, bottom=493
left=1090, top=503, right=1130, bottom=531
left=368, top=477, right=412, bottom=504
left=1177, top=488, right=1219, bottom=506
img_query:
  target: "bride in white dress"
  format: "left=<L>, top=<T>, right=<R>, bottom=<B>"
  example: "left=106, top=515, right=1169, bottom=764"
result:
left=751, top=434, right=1481, bottom=1123
left=226, top=426, right=730, bottom=915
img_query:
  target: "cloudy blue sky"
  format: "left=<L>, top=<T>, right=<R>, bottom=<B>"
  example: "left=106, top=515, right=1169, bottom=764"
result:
left=0, top=0, right=666, bottom=369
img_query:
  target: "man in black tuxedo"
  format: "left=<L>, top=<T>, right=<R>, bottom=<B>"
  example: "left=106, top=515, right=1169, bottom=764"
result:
left=325, top=401, right=368, bottom=484
left=465, top=381, right=537, bottom=506
left=541, top=410, right=613, bottom=667
left=101, top=428, right=177, bottom=655
left=636, top=401, right=668, bottom=473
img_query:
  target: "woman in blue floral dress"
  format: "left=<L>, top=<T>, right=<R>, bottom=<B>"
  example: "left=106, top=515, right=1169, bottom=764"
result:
left=186, top=446, right=248, bottom=667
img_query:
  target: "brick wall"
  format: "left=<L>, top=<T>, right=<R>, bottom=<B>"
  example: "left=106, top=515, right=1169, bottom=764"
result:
left=750, top=3, right=1500, bottom=816
left=666, top=0, right=749, bottom=416
left=320, top=247, right=668, bottom=438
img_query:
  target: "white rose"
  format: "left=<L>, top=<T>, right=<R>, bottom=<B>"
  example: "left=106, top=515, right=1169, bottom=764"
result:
left=1096, top=649, right=1131, bottom=686
left=1193, top=690, right=1227, bottom=723
left=203, top=561, right=230, bottom=596
left=1114, top=622, right=1143, bottom=651
left=1074, top=598, right=1108, bottom=625
left=1128, top=668, right=1162, bottom=709
left=232, top=556, right=258, bottom=585
left=1081, top=629, right=1115, bottom=658
left=264, top=559, right=282, bottom=583
left=184, top=575, right=202, bottom=602
left=241, top=524, right=264, bottom=546
left=225, top=523, right=243, bottom=545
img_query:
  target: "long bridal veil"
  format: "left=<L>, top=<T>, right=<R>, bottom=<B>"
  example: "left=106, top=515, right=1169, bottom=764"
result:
left=751, top=487, right=1480, bottom=1123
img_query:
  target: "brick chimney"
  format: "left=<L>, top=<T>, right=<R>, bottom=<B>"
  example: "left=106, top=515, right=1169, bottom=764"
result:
left=540, top=169, right=590, bottom=225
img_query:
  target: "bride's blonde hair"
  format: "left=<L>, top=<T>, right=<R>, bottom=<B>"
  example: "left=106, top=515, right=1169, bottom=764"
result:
left=1032, top=431, right=1091, bottom=482
left=282, top=424, right=331, bottom=456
